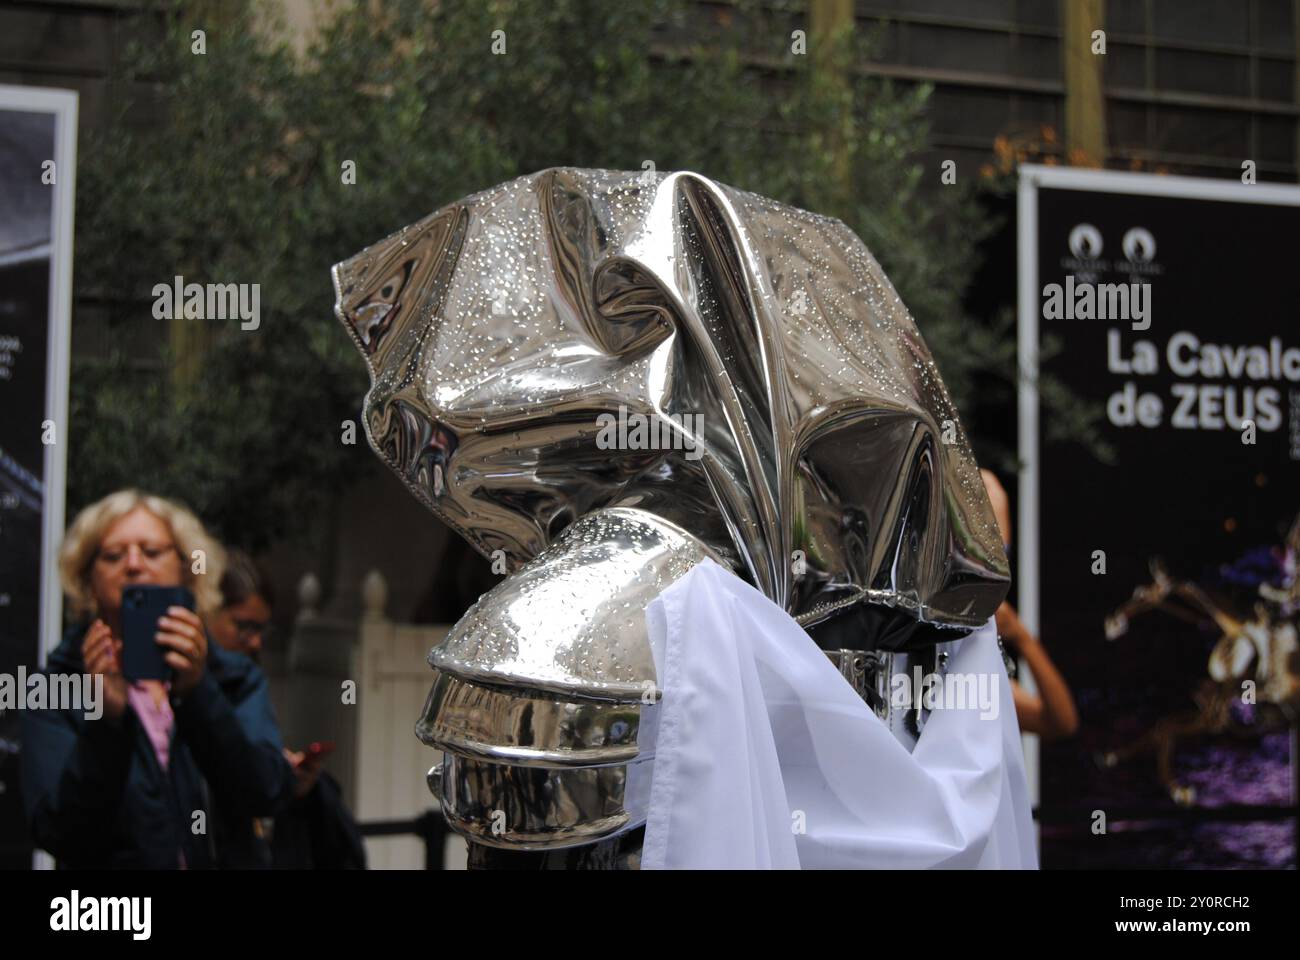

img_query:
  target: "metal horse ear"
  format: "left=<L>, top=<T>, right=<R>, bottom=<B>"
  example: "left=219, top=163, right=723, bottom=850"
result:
left=334, top=167, right=1009, bottom=633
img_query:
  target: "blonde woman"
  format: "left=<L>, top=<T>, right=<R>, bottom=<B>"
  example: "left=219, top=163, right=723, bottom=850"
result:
left=21, top=490, right=294, bottom=868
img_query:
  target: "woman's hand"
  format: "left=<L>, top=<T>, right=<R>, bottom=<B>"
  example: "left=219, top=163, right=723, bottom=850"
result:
left=995, top=601, right=1030, bottom=653
left=81, top=619, right=128, bottom=721
left=155, top=606, right=208, bottom=697
left=284, top=747, right=323, bottom=800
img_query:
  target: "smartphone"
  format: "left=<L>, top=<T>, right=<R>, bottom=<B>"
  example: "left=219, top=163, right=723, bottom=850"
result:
left=300, top=741, right=336, bottom=764
left=121, top=585, right=195, bottom=681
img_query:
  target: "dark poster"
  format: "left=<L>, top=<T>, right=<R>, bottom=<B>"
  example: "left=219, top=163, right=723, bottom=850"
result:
left=0, top=93, right=74, bottom=868
left=1025, top=169, right=1300, bottom=868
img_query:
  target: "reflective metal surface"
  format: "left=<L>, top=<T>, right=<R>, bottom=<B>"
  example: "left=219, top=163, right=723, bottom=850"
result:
left=825, top=648, right=891, bottom=720
left=424, top=507, right=720, bottom=702
left=439, top=750, right=653, bottom=850
left=417, top=669, right=643, bottom=767
left=333, top=168, right=1012, bottom=862
left=333, top=167, right=1009, bottom=632
left=412, top=507, right=686, bottom=850
left=465, top=826, right=645, bottom=869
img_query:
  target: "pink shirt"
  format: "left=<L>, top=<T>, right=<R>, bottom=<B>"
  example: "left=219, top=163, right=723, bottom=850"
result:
left=127, top=682, right=173, bottom=771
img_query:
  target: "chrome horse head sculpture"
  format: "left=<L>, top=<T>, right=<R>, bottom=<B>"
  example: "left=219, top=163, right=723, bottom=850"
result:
left=333, top=168, right=1009, bottom=858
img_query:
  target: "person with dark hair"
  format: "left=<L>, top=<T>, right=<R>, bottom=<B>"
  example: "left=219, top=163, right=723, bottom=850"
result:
left=209, top=550, right=366, bottom=869
left=209, top=550, right=275, bottom=661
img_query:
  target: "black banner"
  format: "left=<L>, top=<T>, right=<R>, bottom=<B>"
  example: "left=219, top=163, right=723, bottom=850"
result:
left=0, top=93, right=75, bottom=868
left=1023, top=168, right=1300, bottom=869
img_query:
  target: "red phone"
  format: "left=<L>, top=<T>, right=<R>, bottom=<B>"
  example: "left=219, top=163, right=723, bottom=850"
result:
left=298, top=741, right=336, bottom=764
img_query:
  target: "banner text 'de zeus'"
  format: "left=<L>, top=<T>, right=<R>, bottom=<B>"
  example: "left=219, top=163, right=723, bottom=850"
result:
left=1105, top=329, right=1300, bottom=432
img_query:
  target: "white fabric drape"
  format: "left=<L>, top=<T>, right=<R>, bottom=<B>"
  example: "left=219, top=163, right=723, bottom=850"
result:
left=640, top=560, right=1038, bottom=869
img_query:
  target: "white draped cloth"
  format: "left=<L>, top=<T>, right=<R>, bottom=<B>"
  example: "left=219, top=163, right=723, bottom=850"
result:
left=640, top=560, right=1038, bottom=869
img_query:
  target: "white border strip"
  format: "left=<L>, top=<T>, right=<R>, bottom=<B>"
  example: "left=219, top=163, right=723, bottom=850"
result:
left=1019, top=162, right=1300, bottom=204
left=0, top=244, right=53, bottom=269
left=45, top=89, right=77, bottom=665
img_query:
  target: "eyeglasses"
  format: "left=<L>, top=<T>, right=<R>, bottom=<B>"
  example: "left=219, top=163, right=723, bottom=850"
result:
left=233, top=619, right=272, bottom=643
left=95, top=542, right=179, bottom=567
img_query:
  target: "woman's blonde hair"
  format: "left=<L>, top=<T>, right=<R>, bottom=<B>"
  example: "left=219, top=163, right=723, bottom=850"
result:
left=59, top=489, right=227, bottom=618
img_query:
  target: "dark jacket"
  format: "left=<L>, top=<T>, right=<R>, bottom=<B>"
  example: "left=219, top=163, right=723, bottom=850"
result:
left=270, top=772, right=367, bottom=870
left=20, top=623, right=295, bottom=869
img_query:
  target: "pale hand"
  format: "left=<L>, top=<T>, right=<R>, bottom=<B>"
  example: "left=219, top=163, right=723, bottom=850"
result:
left=81, top=619, right=128, bottom=721
left=155, top=606, right=208, bottom=698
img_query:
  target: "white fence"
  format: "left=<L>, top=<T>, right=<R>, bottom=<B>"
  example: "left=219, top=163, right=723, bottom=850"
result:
left=272, top=570, right=466, bottom=869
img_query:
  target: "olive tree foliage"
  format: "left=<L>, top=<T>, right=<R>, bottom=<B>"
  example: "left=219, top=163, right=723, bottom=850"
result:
left=71, top=0, right=1014, bottom=549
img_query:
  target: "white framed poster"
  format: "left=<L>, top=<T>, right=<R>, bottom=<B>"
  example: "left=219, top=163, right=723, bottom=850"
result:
left=0, top=85, right=77, bottom=867
left=1018, top=164, right=1300, bottom=868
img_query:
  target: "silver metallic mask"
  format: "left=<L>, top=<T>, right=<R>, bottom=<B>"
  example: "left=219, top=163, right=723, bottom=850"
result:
left=333, top=168, right=1010, bottom=862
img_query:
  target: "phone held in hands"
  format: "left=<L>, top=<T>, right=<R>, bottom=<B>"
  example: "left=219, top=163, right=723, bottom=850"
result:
left=299, top=741, right=336, bottom=764
left=121, top=585, right=196, bottom=681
